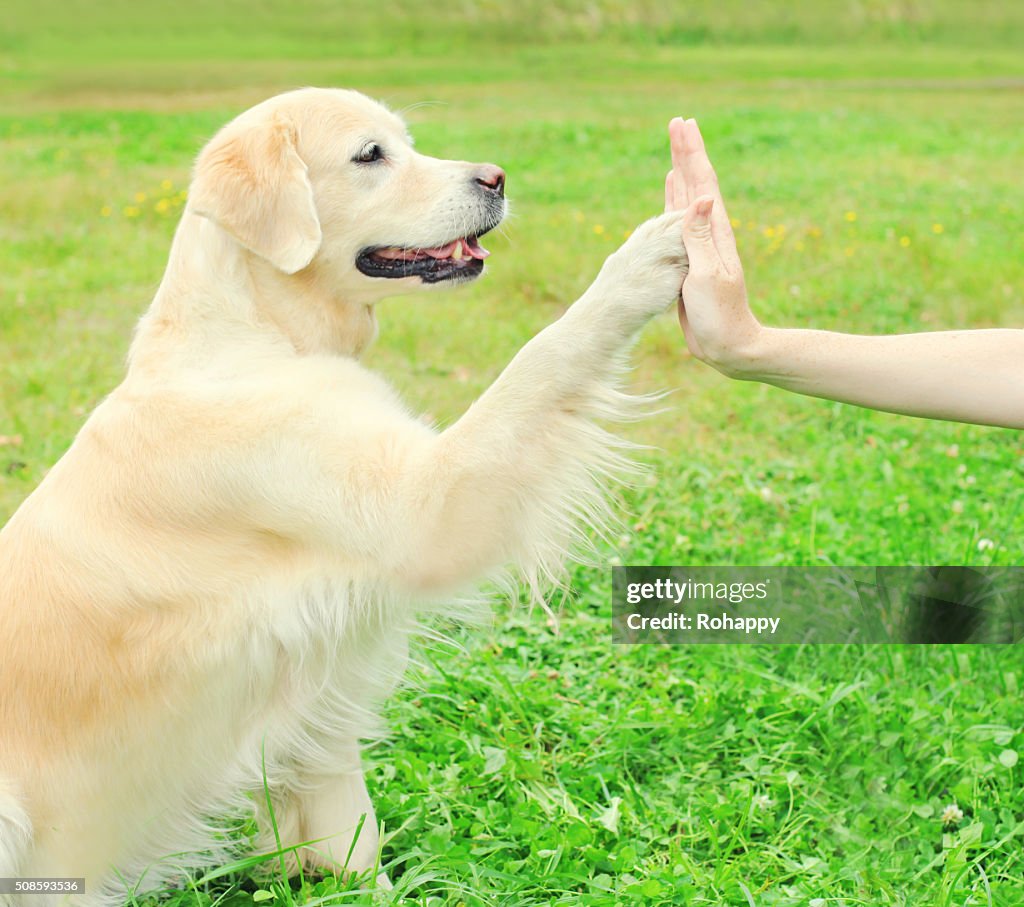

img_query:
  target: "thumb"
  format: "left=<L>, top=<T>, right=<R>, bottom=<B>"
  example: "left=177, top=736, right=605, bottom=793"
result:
left=681, top=195, right=719, bottom=270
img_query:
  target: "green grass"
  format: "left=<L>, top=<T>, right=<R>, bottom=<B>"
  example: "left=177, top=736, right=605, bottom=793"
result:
left=2, top=4, right=1023, bottom=905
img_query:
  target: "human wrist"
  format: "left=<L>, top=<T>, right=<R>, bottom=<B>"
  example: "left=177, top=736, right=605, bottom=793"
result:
left=705, top=321, right=773, bottom=380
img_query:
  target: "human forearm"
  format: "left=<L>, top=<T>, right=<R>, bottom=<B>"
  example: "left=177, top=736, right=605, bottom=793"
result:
left=734, top=327, right=1024, bottom=429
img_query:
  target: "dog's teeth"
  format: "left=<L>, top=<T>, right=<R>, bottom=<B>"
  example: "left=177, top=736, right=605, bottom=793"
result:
left=452, top=243, right=463, bottom=261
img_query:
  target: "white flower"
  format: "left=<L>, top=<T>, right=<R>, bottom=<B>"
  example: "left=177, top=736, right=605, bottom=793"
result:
left=977, top=538, right=995, bottom=552
left=759, top=486, right=773, bottom=501
left=941, top=803, right=964, bottom=826
left=951, top=500, right=964, bottom=514
left=752, top=793, right=775, bottom=811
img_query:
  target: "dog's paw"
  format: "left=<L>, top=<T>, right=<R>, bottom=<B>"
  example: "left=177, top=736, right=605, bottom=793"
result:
left=596, top=211, right=689, bottom=327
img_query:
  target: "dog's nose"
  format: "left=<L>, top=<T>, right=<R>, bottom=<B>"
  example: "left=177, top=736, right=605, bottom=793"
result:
left=475, top=165, right=506, bottom=198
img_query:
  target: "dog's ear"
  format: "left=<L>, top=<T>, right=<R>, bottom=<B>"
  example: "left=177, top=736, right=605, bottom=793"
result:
left=190, top=114, right=322, bottom=275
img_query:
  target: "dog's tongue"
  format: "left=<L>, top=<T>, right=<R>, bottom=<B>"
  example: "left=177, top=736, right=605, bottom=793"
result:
left=424, top=237, right=491, bottom=260
left=463, top=237, right=490, bottom=260
left=423, top=241, right=458, bottom=259
left=376, top=237, right=490, bottom=262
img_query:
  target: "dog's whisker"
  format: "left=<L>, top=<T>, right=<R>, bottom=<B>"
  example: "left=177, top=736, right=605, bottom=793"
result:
left=396, top=99, right=447, bottom=118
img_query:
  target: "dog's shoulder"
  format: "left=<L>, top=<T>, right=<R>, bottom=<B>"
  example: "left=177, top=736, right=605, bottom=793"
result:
left=59, top=354, right=433, bottom=538
left=91, top=353, right=412, bottom=450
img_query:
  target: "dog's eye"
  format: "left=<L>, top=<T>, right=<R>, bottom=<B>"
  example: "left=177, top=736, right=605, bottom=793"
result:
left=354, top=143, right=384, bottom=164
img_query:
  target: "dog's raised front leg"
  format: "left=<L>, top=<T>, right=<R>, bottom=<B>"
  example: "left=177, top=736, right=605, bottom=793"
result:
left=392, top=211, right=688, bottom=594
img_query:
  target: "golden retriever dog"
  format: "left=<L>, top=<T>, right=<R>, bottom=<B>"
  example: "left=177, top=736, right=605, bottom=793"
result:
left=0, top=87, right=687, bottom=904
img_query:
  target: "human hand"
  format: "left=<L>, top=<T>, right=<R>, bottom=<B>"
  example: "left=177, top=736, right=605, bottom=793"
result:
left=665, top=118, right=763, bottom=377
left=661, top=120, right=1024, bottom=429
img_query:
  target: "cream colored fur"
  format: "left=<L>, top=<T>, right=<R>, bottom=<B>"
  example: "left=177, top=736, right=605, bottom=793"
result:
left=0, top=87, right=687, bottom=904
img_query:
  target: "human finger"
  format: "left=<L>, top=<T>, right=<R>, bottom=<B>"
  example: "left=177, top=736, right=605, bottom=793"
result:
left=680, top=120, right=742, bottom=272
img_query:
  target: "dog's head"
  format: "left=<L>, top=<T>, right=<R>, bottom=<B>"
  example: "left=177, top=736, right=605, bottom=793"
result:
left=188, top=88, right=506, bottom=297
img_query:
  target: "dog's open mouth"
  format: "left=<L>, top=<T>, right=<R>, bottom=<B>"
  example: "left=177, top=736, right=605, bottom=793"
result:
left=356, top=235, right=491, bottom=283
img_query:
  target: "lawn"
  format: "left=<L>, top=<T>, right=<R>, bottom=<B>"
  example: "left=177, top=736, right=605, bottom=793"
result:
left=1, top=2, right=1023, bottom=904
